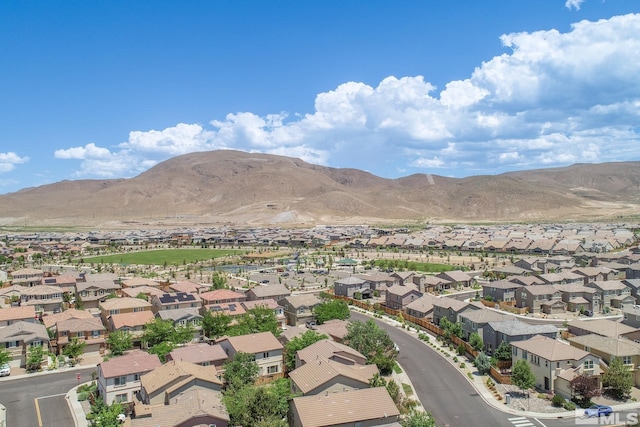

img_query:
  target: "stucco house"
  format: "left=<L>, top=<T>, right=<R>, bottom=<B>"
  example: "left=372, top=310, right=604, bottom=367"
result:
left=96, top=349, right=162, bottom=404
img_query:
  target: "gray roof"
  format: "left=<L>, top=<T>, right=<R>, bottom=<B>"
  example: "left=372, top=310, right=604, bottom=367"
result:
left=487, top=319, right=558, bottom=336
left=157, top=307, right=202, bottom=322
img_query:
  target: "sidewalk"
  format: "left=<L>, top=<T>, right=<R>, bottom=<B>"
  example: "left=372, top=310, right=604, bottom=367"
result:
left=351, top=306, right=640, bottom=420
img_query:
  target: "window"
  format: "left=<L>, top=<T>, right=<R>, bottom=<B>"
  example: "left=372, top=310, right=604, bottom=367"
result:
left=521, top=292, right=527, bottom=300
left=262, top=352, right=269, bottom=358
left=623, top=356, right=632, bottom=365
left=133, top=307, right=144, bottom=313
left=76, top=332, right=84, bottom=338
left=109, top=310, right=119, bottom=316
left=92, top=330, right=100, bottom=338
left=6, top=341, right=19, bottom=348
left=522, top=350, right=528, bottom=360
left=30, top=341, right=43, bottom=347
left=114, top=393, right=127, bottom=403
left=584, top=360, right=594, bottom=370
left=114, top=376, right=127, bottom=386
left=133, top=374, right=140, bottom=381
left=584, top=346, right=590, bottom=353
left=267, top=365, right=279, bottom=374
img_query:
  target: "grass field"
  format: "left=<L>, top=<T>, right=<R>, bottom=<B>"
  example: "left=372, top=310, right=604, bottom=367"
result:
left=80, top=249, right=243, bottom=266
left=371, top=259, right=461, bottom=272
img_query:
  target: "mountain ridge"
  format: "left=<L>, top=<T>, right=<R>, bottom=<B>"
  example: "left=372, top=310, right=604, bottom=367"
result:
left=1, top=150, right=639, bottom=227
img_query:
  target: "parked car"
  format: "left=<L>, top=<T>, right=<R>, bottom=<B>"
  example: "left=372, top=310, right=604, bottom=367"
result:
left=0, top=363, right=10, bottom=377
left=584, top=404, right=613, bottom=418
left=305, top=320, right=317, bottom=329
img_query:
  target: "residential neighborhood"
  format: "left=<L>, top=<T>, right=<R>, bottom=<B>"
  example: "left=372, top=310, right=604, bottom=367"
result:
left=0, top=222, right=640, bottom=426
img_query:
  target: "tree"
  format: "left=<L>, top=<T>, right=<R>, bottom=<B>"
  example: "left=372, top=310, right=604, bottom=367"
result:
left=344, top=319, right=396, bottom=375
left=64, top=337, right=87, bottom=365
left=0, top=348, right=11, bottom=367
left=602, top=357, right=633, bottom=399
left=135, top=292, right=148, bottom=301
left=142, top=318, right=177, bottom=347
left=148, top=341, right=175, bottom=363
left=400, top=410, right=436, bottom=427
left=469, top=332, right=483, bottom=352
left=202, top=310, right=231, bottom=338
left=106, top=330, right=133, bottom=356
left=284, top=330, right=328, bottom=371
left=493, top=341, right=512, bottom=361
left=511, top=359, right=536, bottom=397
left=223, top=382, right=289, bottom=427
left=314, top=299, right=351, bottom=325
left=223, top=351, right=259, bottom=390
left=26, top=345, right=45, bottom=372
left=210, top=273, right=227, bottom=290
left=570, top=373, right=601, bottom=405
left=86, top=400, right=124, bottom=427
left=230, top=305, right=280, bottom=337
left=474, top=352, right=491, bottom=375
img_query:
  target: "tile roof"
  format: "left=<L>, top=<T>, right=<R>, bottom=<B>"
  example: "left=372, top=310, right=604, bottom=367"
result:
left=42, top=308, right=93, bottom=329
left=0, top=321, right=48, bottom=342
left=569, top=334, right=640, bottom=357
left=487, top=319, right=558, bottom=336
left=247, top=283, right=291, bottom=298
left=220, top=331, right=283, bottom=354
left=109, top=310, right=155, bottom=329
left=297, top=339, right=365, bottom=365
left=281, top=294, right=322, bottom=309
left=199, top=289, right=246, bottom=302
left=0, top=305, right=36, bottom=322
left=99, top=350, right=162, bottom=378
left=120, top=277, right=161, bottom=288
left=141, top=360, right=221, bottom=396
left=58, top=316, right=106, bottom=333
left=567, top=318, right=637, bottom=337
left=168, top=343, right=228, bottom=365
left=512, top=335, right=591, bottom=361
left=157, top=307, right=202, bottom=322
left=291, top=387, right=400, bottom=427
left=289, top=358, right=378, bottom=394
left=99, top=297, right=153, bottom=311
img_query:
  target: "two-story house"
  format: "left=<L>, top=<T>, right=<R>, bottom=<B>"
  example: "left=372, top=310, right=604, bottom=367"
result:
left=157, top=307, right=203, bottom=338
left=481, top=280, right=523, bottom=303
left=384, top=284, right=423, bottom=310
left=333, top=276, right=371, bottom=298
left=436, top=270, right=473, bottom=290
left=217, top=331, right=284, bottom=383
left=0, top=305, right=37, bottom=328
left=458, top=308, right=512, bottom=341
left=289, top=357, right=378, bottom=396
left=511, top=334, right=600, bottom=395
left=75, top=280, right=121, bottom=309
left=96, top=350, right=162, bottom=404
left=432, top=297, right=481, bottom=326
left=585, top=280, right=635, bottom=309
left=566, top=318, right=636, bottom=338
left=278, top=294, right=321, bottom=327
left=199, top=289, right=247, bottom=306
left=20, top=285, right=64, bottom=315
left=150, top=292, right=201, bottom=314
left=557, top=284, right=601, bottom=314
left=166, top=343, right=228, bottom=373
left=622, top=305, right=640, bottom=329
left=241, top=299, right=287, bottom=330
left=0, top=321, right=49, bottom=368
left=244, top=283, right=291, bottom=302
left=99, top=297, right=153, bottom=326
left=484, top=319, right=558, bottom=354
left=515, top=285, right=565, bottom=314
left=56, top=316, right=107, bottom=357
left=569, top=334, right=640, bottom=387
left=404, top=293, right=438, bottom=320
left=10, top=268, right=44, bottom=287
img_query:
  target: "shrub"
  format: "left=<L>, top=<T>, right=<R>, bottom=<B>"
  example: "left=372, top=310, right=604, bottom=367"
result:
left=467, top=372, right=474, bottom=379
left=460, top=362, right=466, bottom=369
left=537, top=393, right=547, bottom=400
left=77, top=391, right=89, bottom=401
left=551, top=394, right=565, bottom=407
left=453, top=356, right=458, bottom=363
left=563, top=401, right=576, bottom=411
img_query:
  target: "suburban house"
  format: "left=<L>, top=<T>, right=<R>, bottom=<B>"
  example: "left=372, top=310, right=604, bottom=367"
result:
left=107, top=310, right=155, bottom=346
left=568, top=334, right=640, bottom=387
left=168, top=280, right=209, bottom=294
left=404, top=293, right=438, bottom=320
left=41, top=308, right=93, bottom=331
left=289, top=357, right=378, bottom=395
left=0, top=305, right=37, bottom=328
left=566, top=318, right=637, bottom=338
left=119, top=285, right=165, bottom=300
left=557, top=284, right=601, bottom=314
left=157, top=307, right=203, bottom=337
left=573, top=267, right=612, bottom=284
left=199, top=289, right=247, bottom=305
left=358, top=272, right=399, bottom=293
left=411, top=274, right=447, bottom=293
left=0, top=321, right=49, bottom=368
left=138, top=360, right=223, bottom=406
left=55, top=316, right=107, bottom=357
left=244, top=283, right=291, bottom=301
left=20, top=285, right=64, bottom=315
left=432, top=297, right=481, bottom=326
left=515, top=285, right=565, bottom=314
left=511, top=335, right=600, bottom=394
left=622, top=279, right=640, bottom=304
left=436, top=270, right=473, bottom=289
left=167, top=343, right=228, bottom=372
left=99, top=297, right=154, bottom=326
left=217, top=331, right=284, bottom=382
left=131, top=387, right=229, bottom=427
left=384, top=284, right=423, bottom=310
left=76, top=279, right=121, bottom=309
left=120, top=277, right=162, bottom=290
left=458, top=309, right=512, bottom=341
left=150, top=292, right=201, bottom=313
left=312, top=319, right=349, bottom=343
left=481, top=280, right=522, bottom=303
left=0, top=285, right=23, bottom=308
left=241, top=299, right=287, bottom=329
left=484, top=319, right=558, bottom=354
left=278, top=294, right=322, bottom=327
left=622, top=305, right=640, bottom=329
left=202, top=301, right=247, bottom=318
left=96, top=349, right=162, bottom=404
left=289, top=386, right=400, bottom=427
left=10, top=268, right=44, bottom=287
left=296, top=339, right=367, bottom=368
left=585, top=280, right=635, bottom=309
left=333, top=276, right=371, bottom=298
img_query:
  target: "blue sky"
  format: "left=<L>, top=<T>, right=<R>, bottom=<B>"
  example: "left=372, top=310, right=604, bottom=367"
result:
left=1, top=0, right=639, bottom=194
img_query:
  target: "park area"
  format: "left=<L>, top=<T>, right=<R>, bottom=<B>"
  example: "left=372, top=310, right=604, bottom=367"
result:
left=80, top=248, right=242, bottom=266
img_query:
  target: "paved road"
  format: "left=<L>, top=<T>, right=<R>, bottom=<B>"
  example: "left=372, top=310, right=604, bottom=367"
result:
left=350, top=311, right=590, bottom=427
left=0, top=367, right=96, bottom=427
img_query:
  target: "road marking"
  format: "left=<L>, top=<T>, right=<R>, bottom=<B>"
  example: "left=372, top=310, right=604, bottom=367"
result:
left=34, top=398, right=43, bottom=427
left=34, top=394, right=66, bottom=427
left=508, top=416, right=535, bottom=427
left=534, top=418, right=548, bottom=427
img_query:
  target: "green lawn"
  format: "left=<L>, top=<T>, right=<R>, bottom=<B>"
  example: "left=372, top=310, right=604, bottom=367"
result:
left=371, top=259, right=461, bottom=272
left=80, top=249, right=242, bottom=266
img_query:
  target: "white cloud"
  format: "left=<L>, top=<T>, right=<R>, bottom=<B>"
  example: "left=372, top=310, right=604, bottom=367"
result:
left=54, top=143, right=111, bottom=160
left=0, top=152, right=29, bottom=173
left=53, top=13, right=640, bottom=180
left=565, top=0, right=585, bottom=11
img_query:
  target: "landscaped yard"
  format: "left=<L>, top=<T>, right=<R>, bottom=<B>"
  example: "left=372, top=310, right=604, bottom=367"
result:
left=80, top=248, right=243, bottom=266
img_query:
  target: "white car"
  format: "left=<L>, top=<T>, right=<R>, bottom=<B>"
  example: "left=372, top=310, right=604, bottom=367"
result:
left=0, top=363, right=10, bottom=377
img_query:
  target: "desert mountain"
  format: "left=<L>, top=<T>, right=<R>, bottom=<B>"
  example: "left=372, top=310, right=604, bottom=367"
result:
left=1, top=150, right=639, bottom=227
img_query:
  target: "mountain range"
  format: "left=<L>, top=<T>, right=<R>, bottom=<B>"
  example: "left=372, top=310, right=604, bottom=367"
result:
left=1, top=150, right=639, bottom=227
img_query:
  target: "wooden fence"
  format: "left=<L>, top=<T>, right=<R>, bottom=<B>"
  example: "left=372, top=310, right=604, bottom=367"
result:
left=499, top=302, right=528, bottom=315
left=490, top=365, right=512, bottom=385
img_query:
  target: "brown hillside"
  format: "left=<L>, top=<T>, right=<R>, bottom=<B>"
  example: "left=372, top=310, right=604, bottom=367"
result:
left=1, top=150, right=639, bottom=227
